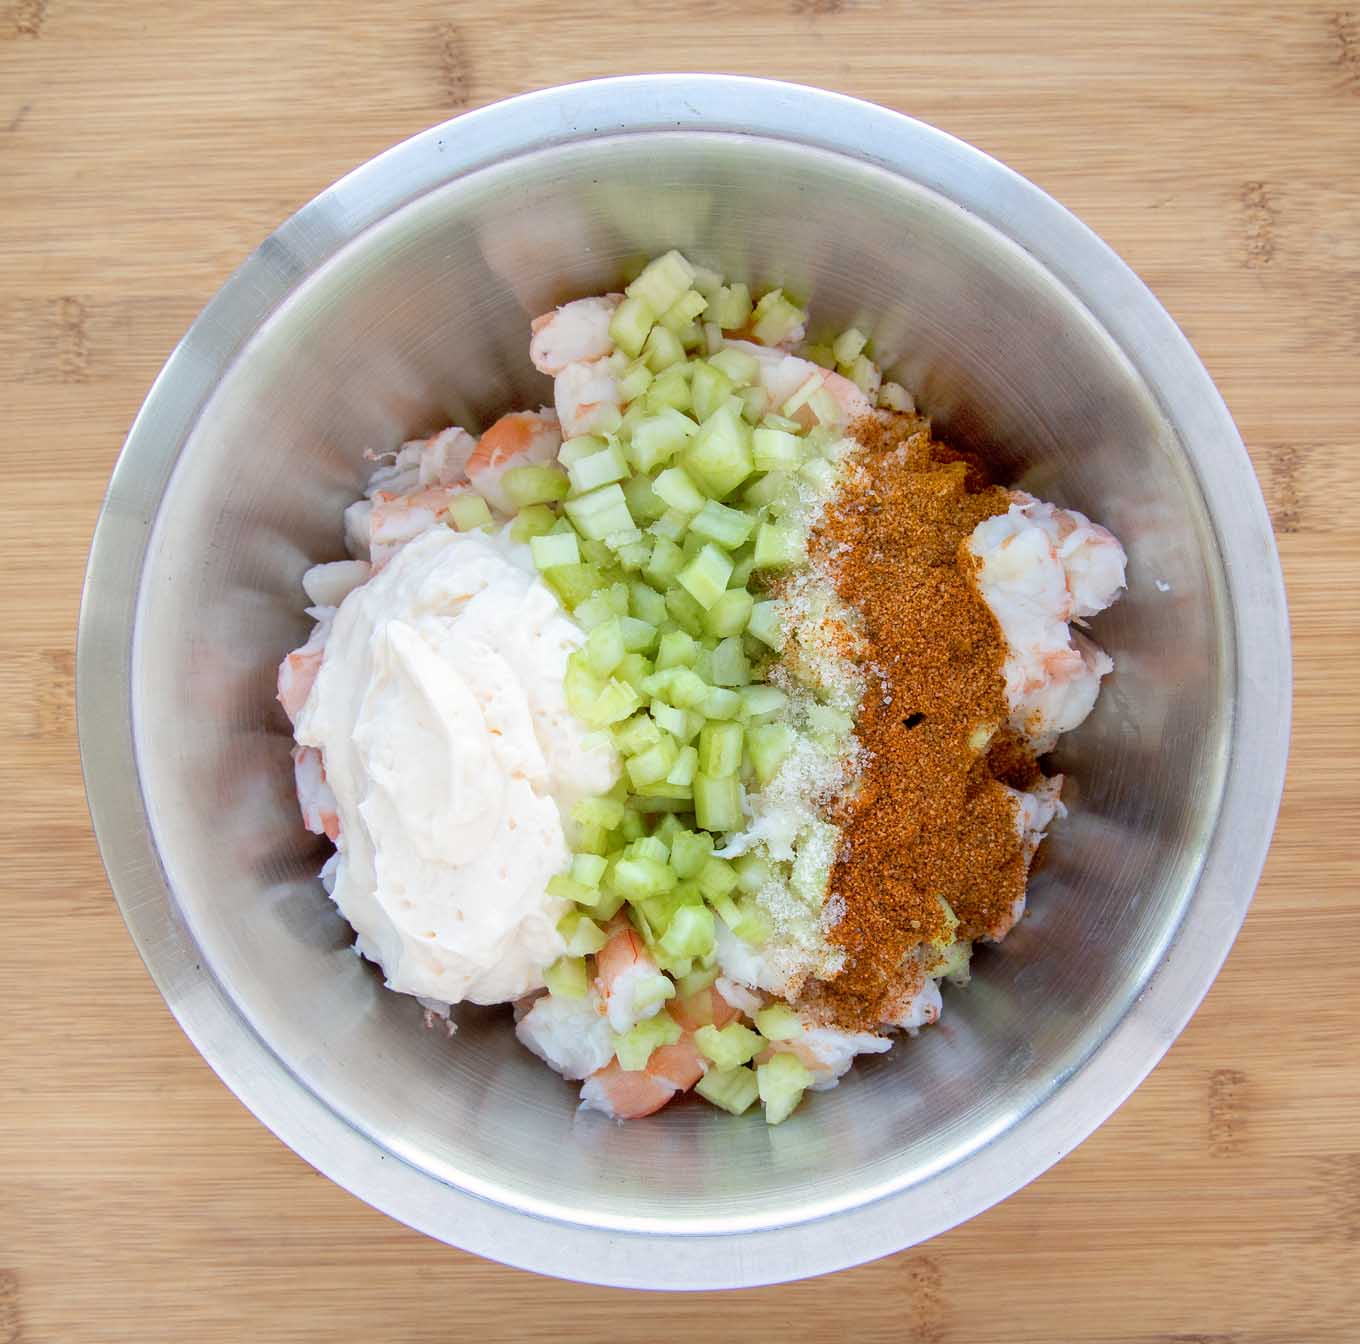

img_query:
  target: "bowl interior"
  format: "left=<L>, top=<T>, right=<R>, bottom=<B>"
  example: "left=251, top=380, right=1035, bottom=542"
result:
left=130, top=131, right=1227, bottom=1234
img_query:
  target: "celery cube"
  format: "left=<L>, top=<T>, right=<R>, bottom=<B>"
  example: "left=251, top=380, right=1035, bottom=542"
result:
left=755, top=1003, right=805, bottom=1042
left=695, top=1022, right=762, bottom=1070
left=543, top=956, right=589, bottom=999
left=530, top=531, right=581, bottom=571
left=669, top=829, right=713, bottom=879
left=847, top=353, right=882, bottom=397
left=662, top=665, right=709, bottom=708
left=659, top=904, right=715, bottom=960
left=677, top=545, right=734, bottom=611
left=621, top=471, right=667, bottom=524
left=751, top=288, right=807, bottom=346
left=572, top=796, right=625, bottom=830
left=625, top=736, right=679, bottom=789
left=699, top=722, right=743, bottom=778
left=558, top=434, right=608, bottom=467
left=757, top=1052, right=813, bottom=1125
left=546, top=872, right=596, bottom=906
left=645, top=366, right=692, bottom=414
left=613, top=1012, right=681, bottom=1071
left=708, top=346, right=760, bottom=387
left=739, top=685, right=787, bottom=719
left=659, top=287, right=708, bottom=332
left=611, top=856, right=678, bottom=901
left=644, top=535, right=685, bottom=587
left=574, top=582, right=629, bottom=628
left=586, top=618, right=626, bottom=678
left=558, top=910, right=609, bottom=957
left=504, top=465, right=569, bottom=508
left=712, top=283, right=753, bottom=331
left=626, top=250, right=696, bottom=316
left=568, top=443, right=629, bottom=494
left=690, top=499, right=754, bottom=550
left=616, top=359, right=654, bottom=403
left=571, top=853, right=608, bottom=888
left=684, top=403, right=755, bottom=499
left=642, top=323, right=686, bottom=372
left=563, top=483, right=635, bottom=540
left=694, top=772, right=742, bottom=832
left=832, top=326, right=868, bottom=366
left=447, top=494, right=494, bottom=532
left=655, top=628, right=699, bottom=670
left=690, top=361, right=735, bottom=422
left=510, top=503, right=558, bottom=543
left=709, top=636, right=751, bottom=687
left=703, top=588, right=754, bottom=639
left=752, top=522, right=804, bottom=570
left=666, top=744, right=698, bottom=786
left=752, top=426, right=804, bottom=471
left=697, top=857, right=739, bottom=902
left=584, top=678, right=640, bottom=727
left=696, top=1065, right=759, bottom=1115
left=630, top=408, right=700, bottom=472
left=653, top=465, right=707, bottom=515
left=699, top=686, right=743, bottom=720
left=609, top=294, right=656, bottom=359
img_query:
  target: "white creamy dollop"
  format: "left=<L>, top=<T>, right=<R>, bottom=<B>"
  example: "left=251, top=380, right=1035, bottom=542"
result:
left=294, top=526, right=617, bottom=1005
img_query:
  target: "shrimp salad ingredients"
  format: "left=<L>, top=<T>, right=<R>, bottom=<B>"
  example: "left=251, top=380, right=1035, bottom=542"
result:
left=280, top=250, right=1127, bottom=1125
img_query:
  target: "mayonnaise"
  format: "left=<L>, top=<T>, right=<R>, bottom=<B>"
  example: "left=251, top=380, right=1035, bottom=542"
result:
left=294, top=526, right=617, bottom=1005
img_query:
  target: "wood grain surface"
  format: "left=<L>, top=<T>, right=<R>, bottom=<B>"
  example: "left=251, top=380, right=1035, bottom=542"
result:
left=3, top=2, right=1357, bottom=1340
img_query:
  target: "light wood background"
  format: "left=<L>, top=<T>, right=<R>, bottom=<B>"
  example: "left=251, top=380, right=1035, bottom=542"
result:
left=3, top=2, right=1357, bottom=1340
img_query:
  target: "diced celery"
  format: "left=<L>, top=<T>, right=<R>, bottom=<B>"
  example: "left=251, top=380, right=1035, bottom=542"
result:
left=752, top=521, right=804, bottom=570
left=510, top=503, right=558, bottom=543
left=700, top=685, right=743, bottom=720
left=690, top=265, right=723, bottom=301
left=683, top=403, right=755, bottom=498
left=660, top=903, right=715, bottom=959
left=677, top=544, right=734, bottom=611
left=578, top=537, right=614, bottom=568
left=642, top=535, right=685, bottom=588
left=616, top=359, right=655, bottom=403
left=621, top=471, right=666, bottom=524
left=609, top=294, right=656, bottom=359
left=708, top=346, right=760, bottom=387
left=658, top=287, right=708, bottom=332
left=676, top=962, right=719, bottom=1000
left=628, top=834, right=670, bottom=866
left=728, top=545, right=756, bottom=591
left=697, top=856, right=739, bottom=901
left=573, top=822, right=612, bottom=857
left=807, top=703, right=853, bottom=748
left=780, top=372, right=822, bottom=419
left=530, top=531, right=581, bottom=571
left=703, top=320, right=724, bottom=355
left=557, top=910, right=608, bottom=957
left=739, top=685, right=787, bottom=719
left=615, top=713, right=663, bottom=757
left=878, top=380, right=914, bottom=412
left=563, top=483, right=635, bottom=540
left=571, top=852, right=608, bottom=888
left=751, top=288, right=807, bottom=346
left=625, top=736, right=679, bottom=789
left=546, top=872, right=597, bottom=906
left=649, top=699, right=690, bottom=740
left=832, top=326, right=868, bottom=366
left=559, top=434, right=608, bottom=467
left=586, top=618, right=626, bottom=678
left=694, top=772, right=743, bottom=833
left=543, top=956, right=588, bottom=999
left=447, top=493, right=494, bottom=532
left=630, top=408, right=700, bottom=472
left=642, top=323, right=686, bottom=373
left=752, top=426, right=803, bottom=471
left=703, top=588, right=754, bottom=638
left=661, top=663, right=708, bottom=708
left=807, top=386, right=843, bottom=428
left=568, top=443, right=629, bottom=494
left=669, top=828, right=713, bottom=879
left=573, top=582, right=630, bottom=629
left=627, top=580, right=667, bottom=627
left=618, top=615, right=658, bottom=654
left=761, top=412, right=804, bottom=434
left=584, top=678, right=640, bottom=727
left=712, top=282, right=753, bottom=331
left=757, top=1052, right=812, bottom=1125
left=937, top=939, right=973, bottom=983
left=696, top=1065, right=759, bottom=1115
left=790, top=822, right=836, bottom=904
left=666, top=743, right=698, bottom=786
left=846, top=352, right=882, bottom=397
left=689, top=361, right=735, bottom=422
left=503, top=465, right=570, bottom=508
left=695, top=1021, right=762, bottom=1070
left=739, top=385, right=770, bottom=424
left=690, top=499, right=754, bottom=550
left=709, top=636, right=751, bottom=687
left=699, top=722, right=743, bottom=778
left=652, top=464, right=707, bottom=515
left=645, top=366, right=692, bottom=414
left=803, top=342, right=837, bottom=369
left=799, top=456, right=837, bottom=494
left=611, top=855, right=678, bottom=901
left=754, top=1003, right=804, bottom=1042
left=655, top=628, right=699, bottom=670
left=653, top=813, right=686, bottom=846
left=613, top=1012, right=682, bottom=1071
left=573, top=796, right=626, bottom=829
left=648, top=508, right=689, bottom=544
left=625, top=250, right=696, bottom=316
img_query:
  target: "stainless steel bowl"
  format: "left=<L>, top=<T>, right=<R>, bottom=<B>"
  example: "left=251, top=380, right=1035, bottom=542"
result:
left=78, top=76, right=1290, bottom=1288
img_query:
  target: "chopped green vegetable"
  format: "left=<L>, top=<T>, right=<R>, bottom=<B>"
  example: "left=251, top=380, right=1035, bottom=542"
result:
left=696, top=1065, right=759, bottom=1115
left=447, top=493, right=494, bottom=532
left=754, top=1003, right=804, bottom=1041
left=756, top=1052, right=812, bottom=1125
left=543, top=956, right=589, bottom=1000
left=613, top=1013, right=681, bottom=1071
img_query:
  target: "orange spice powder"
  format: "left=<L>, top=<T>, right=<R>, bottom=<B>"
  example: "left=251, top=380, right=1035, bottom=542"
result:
left=796, top=413, right=1039, bottom=1031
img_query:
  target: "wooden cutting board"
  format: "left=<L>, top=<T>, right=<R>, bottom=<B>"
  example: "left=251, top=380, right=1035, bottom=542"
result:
left=3, top=2, right=1356, bottom=1339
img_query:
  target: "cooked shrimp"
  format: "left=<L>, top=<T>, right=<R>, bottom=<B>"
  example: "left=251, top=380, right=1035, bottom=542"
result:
left=723, top=339, right=872, bottom=430
left=530, top=296, right=620, bottom=375
left=554, top=360, right=623, bottom=438
left=1009, top=492, right=1126, bottom=619
left=292, top=745, right=340, bottom=841
left=976, top=775, right=1068, bottom=941
left=967, top=505, right=1118, bottom=752
left=880, top=976, right=943, bottom=1034
left=466, top=409, right=562, bottom=514
left=302, top=559, right=370, bottom=608
left=515, top=986, right=616, bottom=1080
left=277, top=609, right=333, bottom=724
left=367, top=484, right=468, bottom=568
left=593, top=923, right=673, bottom=1033
left=579, top=1060, right=677, bottom=1120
